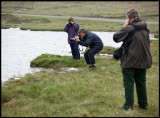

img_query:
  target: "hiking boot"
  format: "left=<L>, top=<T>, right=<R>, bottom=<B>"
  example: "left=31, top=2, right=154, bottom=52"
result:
left=89, top=64, right=96, bottom=68
left=122, top=106, right=133, bottom=110
left=139, top=106, right=148, bottom=110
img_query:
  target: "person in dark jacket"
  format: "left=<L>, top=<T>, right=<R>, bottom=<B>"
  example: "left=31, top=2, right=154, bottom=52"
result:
left=75, top=29, right=103, bottom=68
left=64, top=17, right=80, bottom=60
left=113, top=9, right=152, bottom=110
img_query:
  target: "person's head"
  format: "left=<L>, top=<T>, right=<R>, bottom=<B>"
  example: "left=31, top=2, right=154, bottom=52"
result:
left=126, top=9, right=139, bottom=23
left=68, top=17, right=74, bottom=22
left=79, top=29, right=86, bottom=38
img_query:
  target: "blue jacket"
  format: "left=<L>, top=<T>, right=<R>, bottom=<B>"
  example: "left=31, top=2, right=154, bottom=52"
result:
left=64, top=22, right=79, bottom=44
left=78, top=31, right=103, bottom=49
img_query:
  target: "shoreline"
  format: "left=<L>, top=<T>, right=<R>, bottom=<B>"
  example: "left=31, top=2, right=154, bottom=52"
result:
left=1, top=53, right=114, bottom=85
left=2, top=28, right=159, bottom=40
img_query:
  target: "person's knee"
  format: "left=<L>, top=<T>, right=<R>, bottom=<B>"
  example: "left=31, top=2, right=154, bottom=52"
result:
left=88, top=51, right=94, bottom=56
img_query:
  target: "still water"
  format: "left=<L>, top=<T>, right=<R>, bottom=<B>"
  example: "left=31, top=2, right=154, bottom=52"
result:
left=1, top=28, right=126, bottom=83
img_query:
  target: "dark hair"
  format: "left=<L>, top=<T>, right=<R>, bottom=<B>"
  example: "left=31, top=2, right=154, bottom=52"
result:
left=126, top=9, right=139, bottom=19
left=79, top=29, right=86, bottom=33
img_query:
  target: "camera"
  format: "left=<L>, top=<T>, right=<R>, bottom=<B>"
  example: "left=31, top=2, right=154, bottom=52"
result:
left=70, top=35, right=82, bottom=42
left=68, top=21, right=72, bottom=26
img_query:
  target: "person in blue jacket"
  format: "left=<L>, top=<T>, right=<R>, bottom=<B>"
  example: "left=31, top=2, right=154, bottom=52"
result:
left=75, top=29, right=103, bottom=68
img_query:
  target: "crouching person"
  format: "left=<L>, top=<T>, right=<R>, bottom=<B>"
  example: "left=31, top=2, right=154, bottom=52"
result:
left=75, top=29, right=103, bottom=68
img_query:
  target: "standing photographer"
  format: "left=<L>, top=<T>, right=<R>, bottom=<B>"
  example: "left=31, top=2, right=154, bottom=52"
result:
left=64, top=17, right=80, bottom=60
left=113, top=9, right=152, bottom=110
left=75, top=29, right=103, bottom=68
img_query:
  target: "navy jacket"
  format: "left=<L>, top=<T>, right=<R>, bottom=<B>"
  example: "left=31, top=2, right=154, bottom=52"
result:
left=78, top=31, right=103, bottom=49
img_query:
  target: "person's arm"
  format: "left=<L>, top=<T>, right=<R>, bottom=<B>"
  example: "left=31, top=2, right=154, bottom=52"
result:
left=113, top=19, right=134, bottom=43
left=64, top=21, right=69, bottom=33
left=75, top=36, right=93, bottom=47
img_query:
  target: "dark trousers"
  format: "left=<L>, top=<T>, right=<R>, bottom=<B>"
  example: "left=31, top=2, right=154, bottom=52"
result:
left=84, top=46, right=103, bottom=64
left=122, top=68, right=148, bottom=109
left=70, top=43, right=80, bottom=60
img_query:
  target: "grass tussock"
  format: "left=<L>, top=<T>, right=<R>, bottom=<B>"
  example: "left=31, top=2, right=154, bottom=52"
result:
left=1, top=40, right=159, bottom=117
left=30, top=54, right=86, bottom=68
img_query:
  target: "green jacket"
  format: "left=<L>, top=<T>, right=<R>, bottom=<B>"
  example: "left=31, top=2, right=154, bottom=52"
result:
left=113, top=18, right=152, bottom=69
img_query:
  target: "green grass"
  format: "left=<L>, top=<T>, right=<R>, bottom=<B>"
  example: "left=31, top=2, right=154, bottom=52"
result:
left=1, top=40, right=159, bottom=117
left=1, top=14, right=159, bottom=38
left=1, top=1, right=159, bottom=37
left=1, top=13, right=124, bottom=32
left=1, top=1, right=159, bottom=22
left=30, top=54, right=86, bottom=69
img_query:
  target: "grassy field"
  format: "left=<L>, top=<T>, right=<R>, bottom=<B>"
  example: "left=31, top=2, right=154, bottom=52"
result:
left=1, top=40, right=159, bottom=117
left=1, top=1, right=159, bottom=22
left=1, top=14, right=159, bottom=38
left=1, top=1, right=159, bottom=37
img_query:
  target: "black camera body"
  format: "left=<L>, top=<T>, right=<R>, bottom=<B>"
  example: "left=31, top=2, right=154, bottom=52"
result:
left=70, top=35, right=83, bottom=42
left=68, top=21, right=72, bottom=26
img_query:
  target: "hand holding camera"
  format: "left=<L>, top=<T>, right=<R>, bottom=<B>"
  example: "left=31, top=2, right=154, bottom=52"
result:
left=67, top=21, right=74, bottom=26
left=75, top=38, right=80, bottom=42
left=70, top=35, right=82, bottom=42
